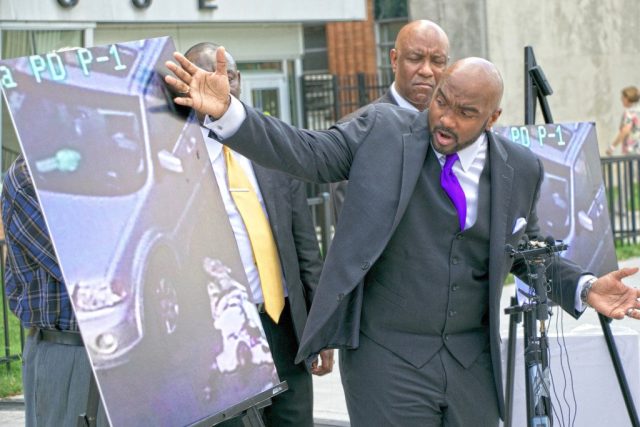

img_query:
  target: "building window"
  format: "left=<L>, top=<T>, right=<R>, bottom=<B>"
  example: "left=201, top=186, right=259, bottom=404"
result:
left=302, top=25, right=328, bottom=75
left=375, top=0, right=408, bottom=83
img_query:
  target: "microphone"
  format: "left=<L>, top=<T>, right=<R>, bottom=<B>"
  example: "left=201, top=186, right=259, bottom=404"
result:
left=544, top=235, right=555, bottom=247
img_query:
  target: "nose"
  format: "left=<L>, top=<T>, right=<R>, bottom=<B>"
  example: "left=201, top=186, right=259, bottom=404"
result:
left=417, top=60, right=434, bottom=78
left=439, top=108, right=455, bottom=128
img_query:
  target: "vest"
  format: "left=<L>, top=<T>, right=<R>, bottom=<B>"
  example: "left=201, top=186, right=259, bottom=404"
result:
left=361, top=146, right=491, bottom=369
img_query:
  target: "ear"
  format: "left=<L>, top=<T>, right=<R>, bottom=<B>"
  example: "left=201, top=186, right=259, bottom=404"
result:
left=390, top=49, right=398, bottom=72
left=486, top=108, right=502, bottom=129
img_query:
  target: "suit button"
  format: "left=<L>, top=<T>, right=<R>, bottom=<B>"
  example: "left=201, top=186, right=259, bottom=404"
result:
left=449, top=310, right=457, bottom=317
left=361, top=261, right=370, bottom=270
left=452, top=284, right=459, bottom=292
left=337, top=293, right=344, bottom=301
left=456, top=234, right=464, bottom=240
left=451, top=257, right=459, bottom=265
left=444, top=334, right=450, bottom=341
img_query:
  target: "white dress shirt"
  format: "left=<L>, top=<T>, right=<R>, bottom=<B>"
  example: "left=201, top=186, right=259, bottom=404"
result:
left=389, top=83, right=419, bottom=112
left=433, top=133, right=487, bottom=230
left=200, top=125, right=286, bottom=304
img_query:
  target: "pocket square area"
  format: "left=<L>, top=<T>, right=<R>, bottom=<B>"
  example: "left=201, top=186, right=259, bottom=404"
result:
left=512, top=217, right=527, bottom=234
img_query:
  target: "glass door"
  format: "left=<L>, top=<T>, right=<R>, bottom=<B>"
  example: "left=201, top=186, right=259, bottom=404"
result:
left=240, top=73, right=290, bottom=123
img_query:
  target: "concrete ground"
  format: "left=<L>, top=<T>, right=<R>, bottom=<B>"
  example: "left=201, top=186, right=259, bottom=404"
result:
left=2, top=257, right=640, bottom=426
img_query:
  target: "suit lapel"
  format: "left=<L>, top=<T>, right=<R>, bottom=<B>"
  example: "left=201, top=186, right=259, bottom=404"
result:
left=487, top=132, right=514, bottom=306
left=390, top=111, right=430, bottom=231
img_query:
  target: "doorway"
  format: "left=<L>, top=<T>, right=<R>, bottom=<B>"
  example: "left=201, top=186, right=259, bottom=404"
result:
left=239, top=73, right=291, bottom=123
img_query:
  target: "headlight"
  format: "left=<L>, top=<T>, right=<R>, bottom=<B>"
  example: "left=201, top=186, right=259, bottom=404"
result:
left=71, top=279, right=127, bottom=312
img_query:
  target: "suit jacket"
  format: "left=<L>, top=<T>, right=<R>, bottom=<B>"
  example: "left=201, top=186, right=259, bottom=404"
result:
left=225, top=102, right=585, bottom=414
left=249, top=162, right=324, bottom=347
left=329, top=90, right=398, bottom=223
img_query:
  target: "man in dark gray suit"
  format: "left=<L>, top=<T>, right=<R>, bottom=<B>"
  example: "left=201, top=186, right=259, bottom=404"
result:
left=184, top=42, right=333, bottom=427
left=165, top=52, right=640, bottom=426
left=330, top=19, right=449, bottom=222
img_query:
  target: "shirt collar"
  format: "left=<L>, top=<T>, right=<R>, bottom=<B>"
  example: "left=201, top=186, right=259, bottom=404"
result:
left=433, top=132, right=488, bottom=172
left=390, top=83, right=419, bottom=112
left=200, top=125, right=223, bottom=161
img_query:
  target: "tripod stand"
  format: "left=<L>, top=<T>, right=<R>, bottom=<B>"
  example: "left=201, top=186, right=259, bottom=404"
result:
left=504, top=238, right=567, bottom=426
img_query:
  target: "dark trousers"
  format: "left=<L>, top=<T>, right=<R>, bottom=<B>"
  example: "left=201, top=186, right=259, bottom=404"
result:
left=220, top=299, right=313, bottom=427
left=340, top=332, right=499, bottom=427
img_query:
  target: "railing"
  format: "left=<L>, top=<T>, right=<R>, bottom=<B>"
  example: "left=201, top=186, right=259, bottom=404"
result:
left=602, top=154, right=640, bottom=245
left=301, top=72, right=392, bottom=131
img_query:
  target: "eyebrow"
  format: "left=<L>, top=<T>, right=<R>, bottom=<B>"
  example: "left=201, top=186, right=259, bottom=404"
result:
left=436, top=88, right=481, bottom=114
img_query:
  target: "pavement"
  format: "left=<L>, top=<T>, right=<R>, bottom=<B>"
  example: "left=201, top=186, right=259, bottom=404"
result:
left=3, top=256, right=640, bottom=426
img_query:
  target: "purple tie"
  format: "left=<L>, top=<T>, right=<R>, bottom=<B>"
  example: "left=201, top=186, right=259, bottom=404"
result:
left=441, top=153, right=467, bottom=231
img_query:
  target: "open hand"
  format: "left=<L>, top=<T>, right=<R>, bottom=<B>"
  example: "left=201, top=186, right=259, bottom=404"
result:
left=588, top=267, right=640, bottom=319
left=164, top=47, right=231, bottom=119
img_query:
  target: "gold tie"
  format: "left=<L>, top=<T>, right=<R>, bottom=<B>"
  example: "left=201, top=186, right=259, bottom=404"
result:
left=223, top=146, right=285, bottom=323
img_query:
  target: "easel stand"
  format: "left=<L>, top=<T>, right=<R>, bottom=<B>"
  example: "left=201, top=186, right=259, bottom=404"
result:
left=192, top=381, right=288, bottom=427
left=503, top=45, right=639, bottom=427
left=77, top=370, right=288, bottom=427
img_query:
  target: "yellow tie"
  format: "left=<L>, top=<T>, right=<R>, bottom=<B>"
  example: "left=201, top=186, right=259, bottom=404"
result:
left=223, top=146, right=285, bottom=323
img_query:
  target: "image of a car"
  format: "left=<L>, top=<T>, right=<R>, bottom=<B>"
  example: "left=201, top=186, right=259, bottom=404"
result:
left=4, top=37, right=231, bottom=369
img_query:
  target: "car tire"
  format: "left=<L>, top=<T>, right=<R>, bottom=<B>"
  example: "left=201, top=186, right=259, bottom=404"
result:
left=144, top=252, right=181, bottom=342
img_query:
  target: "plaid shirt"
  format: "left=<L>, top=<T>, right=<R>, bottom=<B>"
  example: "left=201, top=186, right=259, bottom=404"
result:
left=1, top=155, right=77, bottom=331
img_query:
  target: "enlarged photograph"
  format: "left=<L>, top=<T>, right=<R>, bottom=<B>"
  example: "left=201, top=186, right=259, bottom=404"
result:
left=493, top=122, right=618, bottom=277
left=1, top=37, right=278, bottom=427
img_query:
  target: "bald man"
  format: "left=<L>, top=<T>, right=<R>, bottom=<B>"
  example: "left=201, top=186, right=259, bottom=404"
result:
left=330, top=20, right=449, bottom=222
left=165, top=53, right=640, bottom=426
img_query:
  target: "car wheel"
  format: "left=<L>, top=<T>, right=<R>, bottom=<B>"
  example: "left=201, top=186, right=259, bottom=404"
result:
left=145, top=256, right=180, bottom=338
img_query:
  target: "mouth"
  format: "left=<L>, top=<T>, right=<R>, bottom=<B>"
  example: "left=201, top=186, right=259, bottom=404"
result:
left=413, top=82, right=434, bottom=89
left=434, top=127, right=457, bottom=148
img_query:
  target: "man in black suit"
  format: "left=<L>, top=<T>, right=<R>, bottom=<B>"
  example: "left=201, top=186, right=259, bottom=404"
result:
left=165, top=51, right=640, bottom=426
left=184, top=42, right=333, bottom=427
left=330, top=19, right=449, bottom=222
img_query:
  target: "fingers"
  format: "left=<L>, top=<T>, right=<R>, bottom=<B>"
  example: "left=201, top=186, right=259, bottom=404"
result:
left=311, top=350, right=335, bottom=376
left=311, top=364, right=332, bottom=376
left=165, top=61, right=193, bottom=89
left=612, top=267, right=640, bottom=280
left=164, top=74, right=190, bottom=95
left=172, top=51, right=200, bottom=76
left=216, top=46, right=228, bottom=77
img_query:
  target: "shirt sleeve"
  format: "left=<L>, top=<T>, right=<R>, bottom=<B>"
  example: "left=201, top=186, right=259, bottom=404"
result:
left=575, top=274, right=597, bottom=312
left=3, top=176, right=63, bottom=283
left=203, top=96, right=247, bottom=140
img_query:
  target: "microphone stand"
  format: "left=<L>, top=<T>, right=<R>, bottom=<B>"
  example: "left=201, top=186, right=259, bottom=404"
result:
left=504, top=239, right=567, bottom=427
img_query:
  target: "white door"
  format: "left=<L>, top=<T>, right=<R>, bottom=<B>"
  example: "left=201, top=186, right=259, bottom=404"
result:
left=240, top=73, right=291, bottom=123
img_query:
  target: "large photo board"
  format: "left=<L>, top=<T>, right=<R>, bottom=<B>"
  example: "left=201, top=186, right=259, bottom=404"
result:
left=0, top=37, right=278, bottom=426
left=494, top=122, right=618, bottom=285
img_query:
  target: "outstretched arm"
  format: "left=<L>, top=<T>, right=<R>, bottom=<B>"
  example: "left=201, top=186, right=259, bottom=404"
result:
left=164, top=47, right=231, bottom=119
